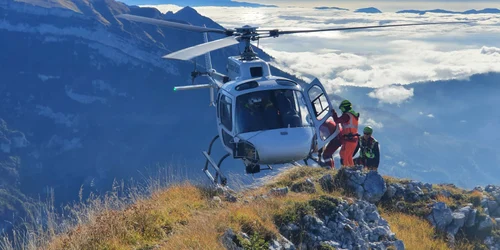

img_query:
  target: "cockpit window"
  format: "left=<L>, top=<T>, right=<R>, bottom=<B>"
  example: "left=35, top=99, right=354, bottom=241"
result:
left=236, top=89, right=313, bottom=134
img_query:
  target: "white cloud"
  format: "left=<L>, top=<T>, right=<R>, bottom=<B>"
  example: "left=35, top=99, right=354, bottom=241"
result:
left=144, top=5, right=500, bottom=104
left=368, top=85, right=414, bottom=104
left=419, top=111, right=424, bottom=115
left=481, top=46, right=500, bottom=55
left=427, top=114, right=435, bottom=118
left=360, top=118, right=384, bottom=130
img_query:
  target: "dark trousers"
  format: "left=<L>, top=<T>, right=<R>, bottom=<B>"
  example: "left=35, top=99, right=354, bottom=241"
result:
left=354, top=157, right=378, bottom=171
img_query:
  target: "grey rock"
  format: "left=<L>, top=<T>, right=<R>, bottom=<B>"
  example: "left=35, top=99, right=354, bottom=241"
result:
left=320, top=240, right=341, bottom=248
left=363, top=171, right=387, bottom=203
left=355, top=185, right=365, bottom=200
left=225, top=192, right=238, bottom=202
left=386, top=184, right=397, bottom=199
left=319, top=174, right=335, bottom=193
left=494, top=207, right=500, bottom=217
left=395, top=201, right=405, bottom=211
left=221, top=229, right=244, bottom=250
left=212, top=196, right=222, bottom=204
left=478, top=215, right=494, bottom=232
left=349, top=170, right=367, bottom=185
left=485, top=185, right=497, bottom=193
left=459, top=206, right=471, bottom=218
left=270, top=235, right=296, bottom=250
left=280, top=223, right=300, bottom=240
left=488, top=200, right=499, bottom=212
left=269, top=239, right=281, bottom=250
left=481, top=198, right=490, bottom=209
left=466, top=209, right=477, bottom=227
left=291, top=178, right=316, bottom=194
left=284, top=198, right=402, bottom=250
left=394, top=239, right=405, bottom=250
left=365, top=210, right=380, bottom=223
left=446, top=212, right=466, bottom=236
left=484, top=236, right=495, bottom=246
left=440, top=190, right=452, bottom=198
left=427, top=202, right=453, bottom=231
left=270, top=187, right=288, bottom=197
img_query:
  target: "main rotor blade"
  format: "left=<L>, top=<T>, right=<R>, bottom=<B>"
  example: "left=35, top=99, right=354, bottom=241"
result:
left=163, top=36, right=240, bottom=61
left=116, top=14, right=228, bottom=34
left=272, top=21, right=469, bottom=36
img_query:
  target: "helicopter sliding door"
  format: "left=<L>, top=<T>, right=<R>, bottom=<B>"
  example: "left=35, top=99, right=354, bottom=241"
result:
left=302, top=78, right=340, bottom=150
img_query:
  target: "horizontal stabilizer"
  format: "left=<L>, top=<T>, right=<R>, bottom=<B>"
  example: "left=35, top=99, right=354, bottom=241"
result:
left=173, top=84, right=213, bottom=91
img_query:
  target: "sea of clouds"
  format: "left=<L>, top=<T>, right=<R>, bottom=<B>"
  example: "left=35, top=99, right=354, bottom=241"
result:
left=143, top=4, right=500, bottom=104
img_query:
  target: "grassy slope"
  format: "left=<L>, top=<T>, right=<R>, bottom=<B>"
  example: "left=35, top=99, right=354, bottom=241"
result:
left=1, top=166, right=490, bottom=249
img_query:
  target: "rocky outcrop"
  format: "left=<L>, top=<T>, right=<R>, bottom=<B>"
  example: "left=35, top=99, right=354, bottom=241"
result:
left=334, top=167, right=387, bottom=203
left=279, top=197, right=404, bottom=250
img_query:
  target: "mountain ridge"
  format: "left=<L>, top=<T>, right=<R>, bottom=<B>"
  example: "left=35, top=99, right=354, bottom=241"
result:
left=397, top=8, right=500, bottom=15
left=0, top=0, right=300, bottom=235
left=2, top=166, right=499, bottom=249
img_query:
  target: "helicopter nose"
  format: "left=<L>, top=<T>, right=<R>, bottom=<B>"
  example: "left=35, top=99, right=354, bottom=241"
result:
left=245, top=127, right=315, bottom=165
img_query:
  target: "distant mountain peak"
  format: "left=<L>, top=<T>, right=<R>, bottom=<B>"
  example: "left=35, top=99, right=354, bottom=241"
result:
left=314, top=6, right=349, bottom=11
left=397, top=8, right=500, bottom=15
left=355, top=7, right=382, bottom=13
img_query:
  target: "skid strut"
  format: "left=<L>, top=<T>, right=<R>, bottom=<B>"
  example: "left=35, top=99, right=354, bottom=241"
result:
left=202, top=135, right=229, bottom=187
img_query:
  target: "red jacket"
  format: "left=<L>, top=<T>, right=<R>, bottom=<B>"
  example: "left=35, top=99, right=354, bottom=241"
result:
left=332, top=111, right=359, bottom=137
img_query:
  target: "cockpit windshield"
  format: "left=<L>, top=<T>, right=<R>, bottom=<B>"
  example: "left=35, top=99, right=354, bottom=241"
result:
left=236, top=89, right=313, bottom=134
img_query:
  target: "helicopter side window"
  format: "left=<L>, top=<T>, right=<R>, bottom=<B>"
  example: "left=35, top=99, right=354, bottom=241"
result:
left=308, top=85, right=329, bottom=120
left=220, top=95, right=233, bottom=131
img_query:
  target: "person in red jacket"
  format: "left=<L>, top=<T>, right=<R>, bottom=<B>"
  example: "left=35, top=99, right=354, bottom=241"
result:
left=332, top=100, right=360, bottom=168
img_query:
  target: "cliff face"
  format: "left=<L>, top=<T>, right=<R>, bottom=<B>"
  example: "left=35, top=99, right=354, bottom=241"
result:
left=2, top=166, right=498, bottom=250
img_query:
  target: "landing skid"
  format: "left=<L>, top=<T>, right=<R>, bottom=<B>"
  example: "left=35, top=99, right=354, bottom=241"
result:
left=303, top=153, right=323, bottom=167
left=202, top=135, right=228, bottom=187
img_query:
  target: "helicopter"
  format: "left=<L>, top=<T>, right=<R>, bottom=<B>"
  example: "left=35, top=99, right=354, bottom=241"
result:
left=116, top=13, right=468, bottom=188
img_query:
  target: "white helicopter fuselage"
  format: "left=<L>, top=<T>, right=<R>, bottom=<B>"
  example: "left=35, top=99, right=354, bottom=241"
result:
left=214, top=57, right=335, bottom=166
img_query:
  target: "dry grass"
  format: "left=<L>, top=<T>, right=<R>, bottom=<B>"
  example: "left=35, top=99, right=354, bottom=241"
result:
left=435, top=194, right=455, bottom=207
left=265, top=166, right=332, bottom=188
left=468, top=190, right=483, bottom=207
left=45, top=183, right=209, bottom=250
left=380, top=209, right=450, bottom=250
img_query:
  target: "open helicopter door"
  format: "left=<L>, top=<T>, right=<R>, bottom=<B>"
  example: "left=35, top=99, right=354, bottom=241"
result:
left=303, top=78, right=340, bottom=150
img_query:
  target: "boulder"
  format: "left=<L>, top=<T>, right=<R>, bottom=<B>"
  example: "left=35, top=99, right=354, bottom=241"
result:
left=319, top=174, right=335, bottom=193
left=466, top=209, right=477, bottom=228
left=269, top=187, right=289, bottom=197
left=284, top=198, right=402, bottom=250
left=221, top=229, right=244, bottom=250
left=291, top=178, right=316, bottom=194
left=335, top=168, right=387, bottom=203
left=363, top=171, right=387, bottom=203
left=478, top=215, right=494, bottom=232
left=427, top=202, right=453, bottom=231
left=446, top=212, right=466, bottom=236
